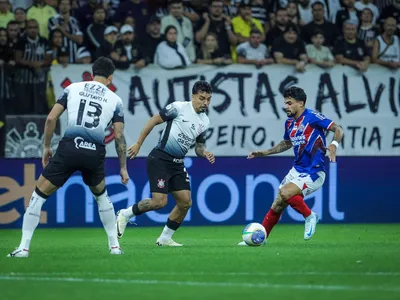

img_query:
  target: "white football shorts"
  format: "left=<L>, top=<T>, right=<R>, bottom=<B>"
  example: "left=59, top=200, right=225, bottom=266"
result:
left=279, top=167, right=326, bottom=196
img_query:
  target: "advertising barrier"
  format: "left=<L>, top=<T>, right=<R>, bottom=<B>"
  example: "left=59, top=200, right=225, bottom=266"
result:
left=0, top=157, right=398, bottom=228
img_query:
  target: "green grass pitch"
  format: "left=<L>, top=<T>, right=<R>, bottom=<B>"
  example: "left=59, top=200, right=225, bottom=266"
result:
left=1, top=225, right=400, bottom=300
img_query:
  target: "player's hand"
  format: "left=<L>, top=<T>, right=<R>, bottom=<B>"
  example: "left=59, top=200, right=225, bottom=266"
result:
left=42, top=147, right=53, bottom=168
left=127, top=143, right=140, bottom=159
left=327, top=144, right=337, bottom=162
left=247, top=151, right=265, bottom=159
left=204, top=151, right=215, bottom=164
left=120, top=168, right=129, bottom=185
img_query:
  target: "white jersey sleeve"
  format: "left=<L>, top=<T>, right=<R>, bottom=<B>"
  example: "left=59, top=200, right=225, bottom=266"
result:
left=59, top=81, right=124, bottom=145
left=156, top=101, right=210, bottom=158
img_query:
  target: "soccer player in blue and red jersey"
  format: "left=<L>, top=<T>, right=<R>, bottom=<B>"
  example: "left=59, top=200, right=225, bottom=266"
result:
left=243, top=86, right=344, bottom=243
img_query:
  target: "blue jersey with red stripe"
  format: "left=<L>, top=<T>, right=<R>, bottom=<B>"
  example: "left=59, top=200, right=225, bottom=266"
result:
left=284, top=108, right=334, bottom=178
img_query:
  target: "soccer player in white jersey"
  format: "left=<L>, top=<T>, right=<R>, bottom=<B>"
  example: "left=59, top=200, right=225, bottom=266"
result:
left=7, top=57, right=129, bottom=257
left=239, top=86, right=344, bottom=245
left=116, top=81, right=215, bottom=246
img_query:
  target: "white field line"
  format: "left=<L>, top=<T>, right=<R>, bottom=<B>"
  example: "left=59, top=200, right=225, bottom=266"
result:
left=0, top=275, right=399, bottom=293
left=2, top=271, right=400, bottom=277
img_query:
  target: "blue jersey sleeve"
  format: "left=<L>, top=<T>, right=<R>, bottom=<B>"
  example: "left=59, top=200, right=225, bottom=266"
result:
left=112, top=100, right=124, bottom=123
left=309, top=111, right=334, bottom=130
left=160, top=103, right=180, bottom=121
left=283, top=119, right=290, bottom=140
left=56, top=86, right=70, bottom=109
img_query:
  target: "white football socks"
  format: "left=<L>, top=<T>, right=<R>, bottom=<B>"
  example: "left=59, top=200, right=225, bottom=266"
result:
left=159, top=225, right=175, bottom=240
left=121, top=206, right=134, bottom=218
left=95, top=190, right=120, bottom=249
left=18, top=190, right=46, bottom=250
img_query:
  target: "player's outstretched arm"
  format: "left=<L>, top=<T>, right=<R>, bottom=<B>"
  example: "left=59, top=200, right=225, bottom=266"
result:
left=113, top=122, right=129, bottom=184
left=327, top=123, right=344, bottom=163
left=42, top=103, right=65, bottom=168
left=195, top=142, right=215, bottom=164
left=247, top=140, right=292, bottom=159
left=127, top=114, right=164, bottom=159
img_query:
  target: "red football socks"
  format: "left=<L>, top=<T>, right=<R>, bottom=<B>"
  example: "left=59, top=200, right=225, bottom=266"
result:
left=287, top=194, right=311, bottom=218
left=262, top=209, right=282, bottom=236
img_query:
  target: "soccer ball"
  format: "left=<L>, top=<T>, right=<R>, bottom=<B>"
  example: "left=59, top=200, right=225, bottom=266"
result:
left=242, top=223, right=267, bottom=246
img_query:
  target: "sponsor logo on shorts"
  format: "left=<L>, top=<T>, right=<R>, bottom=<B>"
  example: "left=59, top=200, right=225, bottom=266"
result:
left=74, top=137, right=97, bottom=151
left=157, top=179, right=165, bottom=189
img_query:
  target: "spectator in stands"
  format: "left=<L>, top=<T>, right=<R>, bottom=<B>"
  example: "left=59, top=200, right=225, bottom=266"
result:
left=306, top=28, right=335, bottom=68
left=301, top=1, right=339, bottom=48
left=266, top=7, right=288, bottom=47
left=335, top=0, right=359, bottom=33
left=196, top=32, right=232, bottom=65
left=237, top=28, right=273, bottom=67
left=73, top=0, right=108, bottom=31
left=354, top=0, right=379, bottom=25
left=223, top=0, right=237, bottom=17
left=85, top=6, right=107, bottom=57
left=0, top=0, right=14, bottom=28
left=123, top=16, right=135, bottom=27
left=6, top=20, right=19, bottom=45
left=297, top=0, right=327, bottom=25
left=75, top=45, right=91, bottom=63
left=251, top=0, right=268, bottom=29
left=0, top=27, right=14, bottom=64
left=154, top=25, right=191, bottom=69
left=14, top=19, right=52, bottom=114
left=189, top=0, right=207, bottom=18
left=287, top=0, right=302, bottom=26
left=94, top=25, right=118, bottom=59
left=232, top=1, right=264, bottom=43
left=195, top=0, right=237, bottom=59
left=272, top=23, right=308, bottom=72
left=333, top=20, right=370, bottom=72
left=48, top=0, right=84, bottom=63
left=323, top=0, right=343, bottom=23
left=232, top=0, right=264, bottom=60
left=151, top=0, right=199, bottom=23
left=110, top=24, right=146, bottom=70
left=380, top=0, right=400, bottom=37
left=26, top=0, right=57, bottom=39
left=49, top=28, right=63, bottom=58
left=0, top=27, right=15, bottom=115
left=14, top=7, right=26, bottom=34
left=113, top=0, right=150, bottom=38
left=372, top=17, right=400, bottom=69
left=161, top=0, right=195, bottom=62
left=138, top=15, right=163, bottom=64
left=358, top=8, right=378, bottom=51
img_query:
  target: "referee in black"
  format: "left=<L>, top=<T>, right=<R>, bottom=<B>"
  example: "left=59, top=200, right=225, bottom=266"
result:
left=14, top=19, right=52, bottom=115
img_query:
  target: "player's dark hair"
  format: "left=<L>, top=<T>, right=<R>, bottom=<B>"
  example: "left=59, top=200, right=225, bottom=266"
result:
left=92, top=57, right=115, bottom=78
left=192, top=80, right=212, bottom=95
left=284, top=86, right=307, bottom=104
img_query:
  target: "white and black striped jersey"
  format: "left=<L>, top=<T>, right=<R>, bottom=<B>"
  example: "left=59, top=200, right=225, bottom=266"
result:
left=376, top=35, right=400, bottom=62
left=57, top=80, right=124, bottom=145
left=156, top=101, right=210, bottom=158
left=48, top=14, right=83, bottom=63
left=14, top=35, right=52, bottom=84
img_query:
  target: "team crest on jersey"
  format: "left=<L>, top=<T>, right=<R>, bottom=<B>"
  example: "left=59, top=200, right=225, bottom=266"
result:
left=298, top=123, right=305, bottom=133
left=157, top=179, right=165, bottom=189
left=74, top=137, right=96, bottom=150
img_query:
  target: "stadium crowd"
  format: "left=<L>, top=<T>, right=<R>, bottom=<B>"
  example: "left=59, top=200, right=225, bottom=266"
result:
left=0, top=0, right=399, bottom=156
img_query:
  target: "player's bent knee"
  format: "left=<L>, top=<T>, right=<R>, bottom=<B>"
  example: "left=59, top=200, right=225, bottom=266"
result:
left=36, top=175, right=58, bottom=196
left=178, top=198, right=192, bottom=211
left=278, top=189, right=292, bottom=202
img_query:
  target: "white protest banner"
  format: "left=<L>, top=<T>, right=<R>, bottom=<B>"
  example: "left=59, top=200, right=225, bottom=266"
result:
left=51, top=64, right=400, bottom=157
